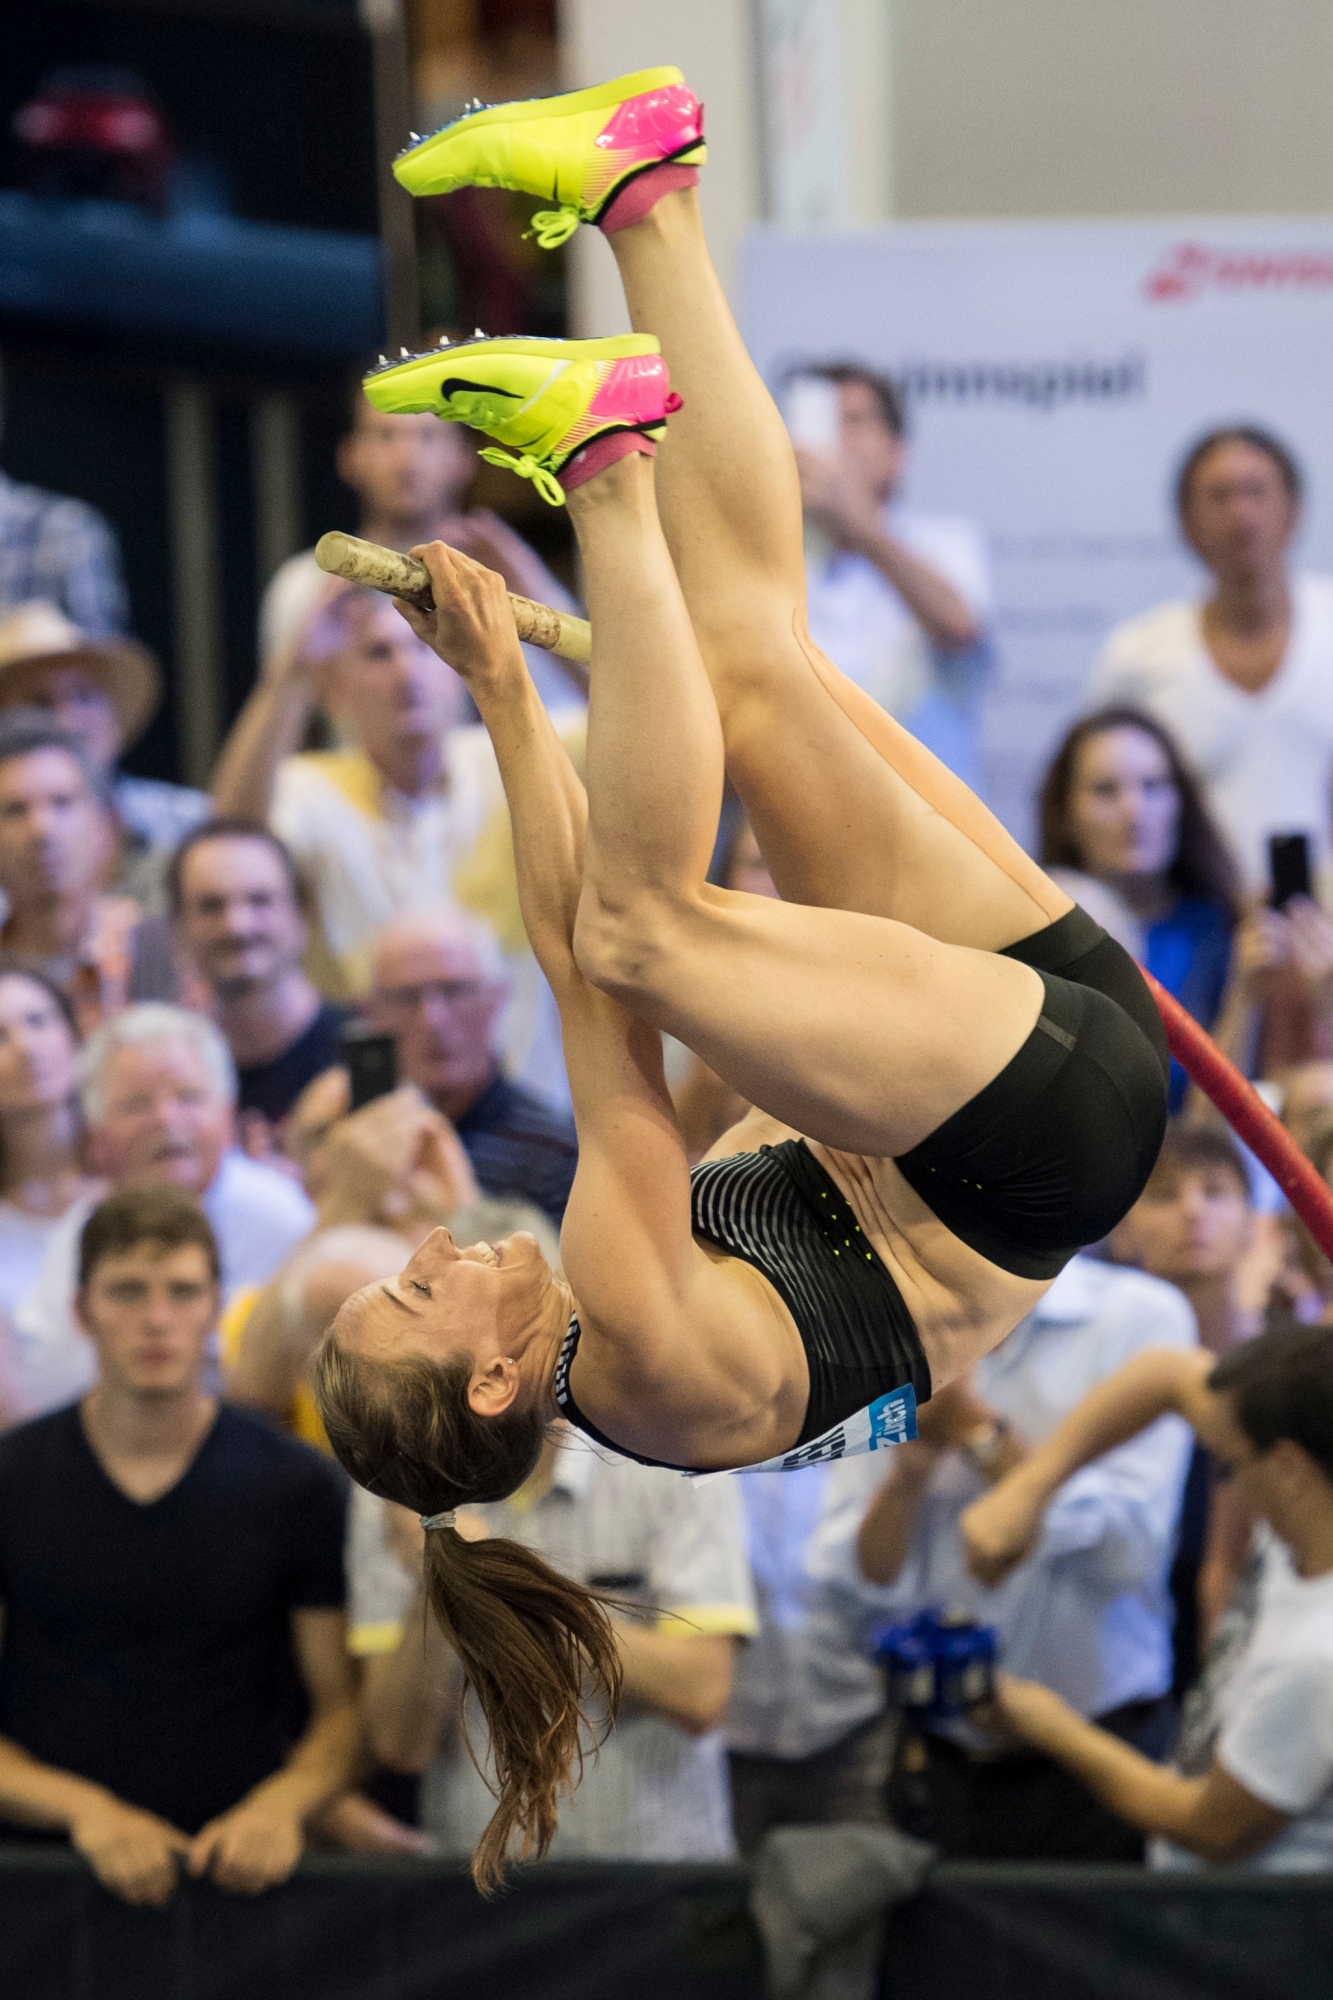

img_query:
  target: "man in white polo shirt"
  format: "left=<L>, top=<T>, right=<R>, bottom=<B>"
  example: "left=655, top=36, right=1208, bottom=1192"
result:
left=1090, top=426, right=1333, bottom=893
left=349, top=1426, right=757, bottom=1863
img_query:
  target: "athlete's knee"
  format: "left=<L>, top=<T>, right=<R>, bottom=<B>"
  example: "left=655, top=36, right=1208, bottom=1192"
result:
left=573, top=884, right=678, bottom=1003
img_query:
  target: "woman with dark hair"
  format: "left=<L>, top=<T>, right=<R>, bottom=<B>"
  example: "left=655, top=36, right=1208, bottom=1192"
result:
left=1039, top=706, right=1238, bottom=1109
left=1091, top=423, right=1333, bottom=897
left=310, top=70, right=1168, bottom=1891
left=0, top=964, right=96, bottom=1322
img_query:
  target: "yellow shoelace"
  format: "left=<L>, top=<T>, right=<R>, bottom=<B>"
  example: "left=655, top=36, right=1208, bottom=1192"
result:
left=525, top=207, right=582, bottom=249
left=477, top=446, right=567, bottom=507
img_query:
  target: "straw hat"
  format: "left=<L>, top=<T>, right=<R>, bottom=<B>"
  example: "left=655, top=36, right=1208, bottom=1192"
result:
left=0, top=602, right=161, bottom=749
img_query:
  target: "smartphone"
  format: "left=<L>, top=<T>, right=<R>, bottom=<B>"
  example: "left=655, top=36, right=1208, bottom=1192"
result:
left=784, top=373, right=841, bottom=452
left=341, top=1024, right=398, bottom=1110
left=1269, top=832, right=1313, bottom=911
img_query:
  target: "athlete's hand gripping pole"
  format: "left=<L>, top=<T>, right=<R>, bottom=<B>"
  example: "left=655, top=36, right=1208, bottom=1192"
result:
left=314, top=531, right=592, bottom=666
left=1146, top=968, right=1333, bottom=1261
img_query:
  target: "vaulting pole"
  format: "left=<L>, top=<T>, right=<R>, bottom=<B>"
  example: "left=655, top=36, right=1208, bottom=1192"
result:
left=314, top=530, right=592, bottom=665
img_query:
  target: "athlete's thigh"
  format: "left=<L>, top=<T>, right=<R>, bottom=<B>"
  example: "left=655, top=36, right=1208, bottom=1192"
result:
left=647, top=892, right=1046, bottom=1158
left=702, top=615, right=1067, bottom=953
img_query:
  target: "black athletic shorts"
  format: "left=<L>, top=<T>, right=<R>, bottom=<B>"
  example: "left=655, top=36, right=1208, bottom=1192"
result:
left=894, top=905, right=1169, bottom=1279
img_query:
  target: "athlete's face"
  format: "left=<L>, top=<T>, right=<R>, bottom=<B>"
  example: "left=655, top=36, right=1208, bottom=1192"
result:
left=332, top=1225, right=559, bottom=1417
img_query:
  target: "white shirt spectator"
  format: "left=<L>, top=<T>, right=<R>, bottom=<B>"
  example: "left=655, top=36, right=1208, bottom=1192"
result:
left=348, top=1441, right=758, bottom=1863
left=1090, top=574, right=1333, bottom=892
left=1154, top=1535, right=1333, bottom=1872
left=805, top=507, right=993, bottom=791
left=260, top=546, right=585, bottom=720
left=9, top=1150, right=314, bottom=1418
left=813, top=1258, right=1196, bottom=1741
left=726, top=1466, right=883, bottom=1762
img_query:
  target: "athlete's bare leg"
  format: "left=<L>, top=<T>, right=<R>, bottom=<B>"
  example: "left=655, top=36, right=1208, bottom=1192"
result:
left=568, top=449, right=1045, bottom=1158
left=604, top=189, right=1070, bottom=953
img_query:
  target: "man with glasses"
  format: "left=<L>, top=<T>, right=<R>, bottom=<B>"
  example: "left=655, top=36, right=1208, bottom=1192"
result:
left=365, top=905, right=577, bottom=1226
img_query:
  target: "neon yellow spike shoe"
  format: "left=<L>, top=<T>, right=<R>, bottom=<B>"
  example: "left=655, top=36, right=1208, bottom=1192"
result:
left=393, top=68, right=705, bottom=248
left=362, top=333, right=681, bottom=505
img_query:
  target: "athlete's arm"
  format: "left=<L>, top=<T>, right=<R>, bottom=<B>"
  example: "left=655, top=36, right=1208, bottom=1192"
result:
left=394, top=544, right=752, bottom=1392
left=960, top=1346, right=1214, bottom=1586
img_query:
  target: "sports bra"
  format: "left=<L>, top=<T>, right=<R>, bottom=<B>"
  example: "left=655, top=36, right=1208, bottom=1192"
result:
left=553, top=1140, right=930, bottom=1472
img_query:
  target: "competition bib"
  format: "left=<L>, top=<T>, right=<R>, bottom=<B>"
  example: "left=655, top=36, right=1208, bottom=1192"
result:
left=688, top=1383, right=918, bottom=1478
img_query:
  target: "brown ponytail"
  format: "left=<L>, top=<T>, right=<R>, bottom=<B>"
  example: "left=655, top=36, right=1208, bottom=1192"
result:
left=313, top=1334, right=622, bottom=1891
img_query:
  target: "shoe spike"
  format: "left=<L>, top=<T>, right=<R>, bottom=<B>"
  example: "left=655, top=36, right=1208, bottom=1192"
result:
left=408, top=131, right=421, bottom=142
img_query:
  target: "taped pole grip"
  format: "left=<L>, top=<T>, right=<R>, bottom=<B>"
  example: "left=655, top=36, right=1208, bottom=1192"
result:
left=314, top=530, right=592, bottom=664
left=1145, top=968, right=1333, bottom=1261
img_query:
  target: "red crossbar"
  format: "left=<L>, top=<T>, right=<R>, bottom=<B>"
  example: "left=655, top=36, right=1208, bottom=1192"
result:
left=1144, top=968, right=1333, bottom=1261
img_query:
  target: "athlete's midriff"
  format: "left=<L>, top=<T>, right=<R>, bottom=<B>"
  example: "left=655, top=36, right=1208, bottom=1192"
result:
left=805, top=1139, right=1053, bottom=1388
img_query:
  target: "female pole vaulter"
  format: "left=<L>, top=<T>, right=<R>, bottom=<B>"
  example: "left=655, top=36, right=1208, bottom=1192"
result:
left=313, top=70, right=1168, bottom=1887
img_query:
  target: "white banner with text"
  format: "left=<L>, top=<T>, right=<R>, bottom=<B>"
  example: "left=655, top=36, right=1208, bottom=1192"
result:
left=743, top=215, right=1333, bottom=843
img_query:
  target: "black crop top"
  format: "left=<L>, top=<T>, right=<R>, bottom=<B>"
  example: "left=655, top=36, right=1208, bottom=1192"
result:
left=553, top=1140, right=930, bottom=1471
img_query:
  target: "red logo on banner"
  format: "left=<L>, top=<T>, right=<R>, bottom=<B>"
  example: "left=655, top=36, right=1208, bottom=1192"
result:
left=1144, top=242, right=1333, bottom=302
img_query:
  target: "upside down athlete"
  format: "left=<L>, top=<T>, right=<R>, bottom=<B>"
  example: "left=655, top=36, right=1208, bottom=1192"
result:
left=313, top=68, right=1169, bottom=1886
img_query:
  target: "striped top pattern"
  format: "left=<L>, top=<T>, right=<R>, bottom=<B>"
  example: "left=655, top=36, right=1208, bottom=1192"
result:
left=554, top=1140, right=929, bottom=1469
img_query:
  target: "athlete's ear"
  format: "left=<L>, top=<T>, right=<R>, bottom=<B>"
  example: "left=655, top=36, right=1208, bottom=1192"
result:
left=467, top=1354, right=521, bottom=1419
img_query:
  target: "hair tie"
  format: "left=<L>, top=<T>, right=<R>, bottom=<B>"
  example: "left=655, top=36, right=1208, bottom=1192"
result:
left=420, top=1510, right=457, bottom=1532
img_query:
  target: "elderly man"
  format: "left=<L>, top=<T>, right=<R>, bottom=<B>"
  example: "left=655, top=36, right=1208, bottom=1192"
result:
left=365, top=906, right=577, bottom=1225
left=168, top=818, right=347, bottom=1136
left=0, top=710, right=177, bottom=1029
left=9, top=1003, right=313, bottom=1419
left=258, top=384, right=584, bottom=715
left=0, top=603, right=208, bottom=908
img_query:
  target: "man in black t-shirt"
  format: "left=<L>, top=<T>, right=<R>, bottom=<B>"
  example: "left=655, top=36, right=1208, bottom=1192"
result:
left=169, top=820, right=347, bottom=1143
left=0, top=1186, right=356, bottom=1906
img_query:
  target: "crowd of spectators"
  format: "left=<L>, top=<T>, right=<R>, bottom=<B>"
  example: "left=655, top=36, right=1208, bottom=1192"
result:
left=0, top=360, right=1330, bottom=1909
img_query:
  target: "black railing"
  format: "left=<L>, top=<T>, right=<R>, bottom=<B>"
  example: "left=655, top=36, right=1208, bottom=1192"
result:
left=2, top=1845, right=1329, bottom=2000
